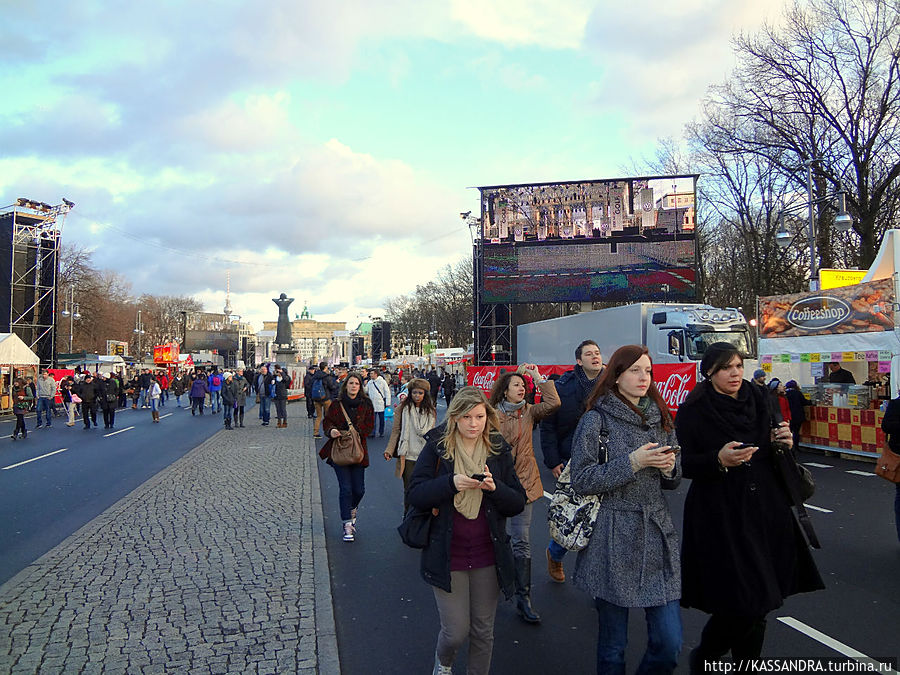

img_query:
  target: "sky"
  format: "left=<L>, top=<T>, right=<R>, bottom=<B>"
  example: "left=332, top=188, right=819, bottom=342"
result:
left=0, top=0, right=786, bottom=331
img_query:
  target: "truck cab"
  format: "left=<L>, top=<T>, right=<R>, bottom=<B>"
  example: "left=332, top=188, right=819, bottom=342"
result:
left=648, top=305, right=755, bottom=363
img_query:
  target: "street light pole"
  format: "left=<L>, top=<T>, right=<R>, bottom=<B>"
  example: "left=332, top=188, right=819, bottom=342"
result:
left=60, top=287, right=81, bottom=353
left=807, top=160, right=817, bottom=289
left=134, top=310, right=145, bottom=363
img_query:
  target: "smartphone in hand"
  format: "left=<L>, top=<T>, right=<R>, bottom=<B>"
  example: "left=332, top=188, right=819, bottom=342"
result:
left=470, top=473, right=486, bottom=481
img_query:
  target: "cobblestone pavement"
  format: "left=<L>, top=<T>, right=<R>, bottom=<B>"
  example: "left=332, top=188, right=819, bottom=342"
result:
left=0, top=415, right=339, bottom=675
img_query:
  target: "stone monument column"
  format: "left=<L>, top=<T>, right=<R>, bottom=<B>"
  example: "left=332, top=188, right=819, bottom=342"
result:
left=272, top=293, right=298, bottom=365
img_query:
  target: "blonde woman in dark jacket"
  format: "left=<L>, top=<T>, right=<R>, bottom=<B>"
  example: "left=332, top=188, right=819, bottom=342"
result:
left=407, top=387, right=525, bottom=675
left=489, top=363, right=560, bottom=624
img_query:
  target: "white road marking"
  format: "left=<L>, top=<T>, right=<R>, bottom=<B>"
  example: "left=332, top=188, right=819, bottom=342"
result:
left=104, top=426, right=135, bottom=438
left=803, top=462, right=833, bottom=468
left=777, top=617, right=899, bottom=674
left=846, top=470, right=876, bottom=476
left=159, top=413, right=172, bottom=420
left=2, top=448, right=68, bottom=470
left=803, top=503, right=833, bottom=513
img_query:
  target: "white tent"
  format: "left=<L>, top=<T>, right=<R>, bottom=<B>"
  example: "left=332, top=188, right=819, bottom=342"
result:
left=0, top=333, right=40, bottom=365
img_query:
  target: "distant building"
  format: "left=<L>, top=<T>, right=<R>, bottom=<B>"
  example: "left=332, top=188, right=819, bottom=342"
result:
left=261, top=315, right=347, bottom=364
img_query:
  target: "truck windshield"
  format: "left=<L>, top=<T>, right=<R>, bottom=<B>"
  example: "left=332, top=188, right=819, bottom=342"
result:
left=685, top=330, right=752, bottom=360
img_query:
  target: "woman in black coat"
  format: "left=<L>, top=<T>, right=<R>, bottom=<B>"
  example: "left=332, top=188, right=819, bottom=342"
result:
left=675, top=343, right=823, bottom=669
left=407, top=386, right=525, bottom=675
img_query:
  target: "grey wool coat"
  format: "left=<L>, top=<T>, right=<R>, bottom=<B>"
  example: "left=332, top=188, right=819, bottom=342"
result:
left=569, top=394, right=682, bottom=608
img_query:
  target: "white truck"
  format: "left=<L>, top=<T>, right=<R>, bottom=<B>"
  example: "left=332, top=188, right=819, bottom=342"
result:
left=517, top=303, right=755, bottom=366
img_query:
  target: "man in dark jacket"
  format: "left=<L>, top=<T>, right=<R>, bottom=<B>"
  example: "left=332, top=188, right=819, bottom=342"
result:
left=824, top=362, right=856, bottom=384
left=427, top=368, right=441, bottom=404
left=97, top=373, right=119, bottom=429
left=539, top=339, right=604, bottom=583
left=272, top=366, right=292, bottom=428
left=75, top=373, right=100, bottom=429
left=303, top=366, right=317, bottom=419
left=311, top=363, right=338, bottom=438
left=138, top=368, right=152, bottom=409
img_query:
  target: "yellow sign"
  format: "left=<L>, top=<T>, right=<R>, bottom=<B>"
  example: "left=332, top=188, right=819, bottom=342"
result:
left=761, top=362, right=772, bottom=373
left=819, top=268, right=866, bottom=289
left=842, top=352, right=855, bottom=362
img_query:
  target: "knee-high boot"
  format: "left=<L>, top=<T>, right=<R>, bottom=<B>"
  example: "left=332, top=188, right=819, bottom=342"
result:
left=514, top=556, right=541, bottom=624
left=239, top=411, right=244, bottom=427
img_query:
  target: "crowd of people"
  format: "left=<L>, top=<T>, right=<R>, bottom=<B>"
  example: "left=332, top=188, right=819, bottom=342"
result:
left=311, top=341, right=824, bottom=675
left=7, top=348, right=834, bottom=674
left=6, top=364, right=294, bottom=436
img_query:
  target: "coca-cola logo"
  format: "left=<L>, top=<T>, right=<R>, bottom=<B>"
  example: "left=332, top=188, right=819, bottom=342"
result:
left=471, top=371, right=498, bottom=391
left=656, top=371, right=694, bottom=410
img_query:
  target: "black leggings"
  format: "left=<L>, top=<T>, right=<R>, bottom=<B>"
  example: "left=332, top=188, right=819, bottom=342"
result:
left=14, top=413, right=26, bottom=436
left=695, top=614, right=767, bottom=661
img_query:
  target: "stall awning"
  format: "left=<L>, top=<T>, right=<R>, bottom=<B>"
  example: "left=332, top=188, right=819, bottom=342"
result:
left=0, top=333, right=40, bottom=365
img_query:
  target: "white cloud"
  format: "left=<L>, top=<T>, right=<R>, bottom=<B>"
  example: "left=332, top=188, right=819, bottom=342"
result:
left=450, top=0, right=595, bottom=49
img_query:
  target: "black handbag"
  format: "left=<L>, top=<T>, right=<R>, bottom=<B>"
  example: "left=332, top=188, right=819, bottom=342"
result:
left=772, top=445, right=820, bottom=549
left=397, top=457, right=441, bottom=549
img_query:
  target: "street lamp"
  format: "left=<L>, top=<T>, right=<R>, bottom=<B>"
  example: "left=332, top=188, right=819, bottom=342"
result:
left=775, top=163, right=854, bottom=290
left=60, top=286, right=81, bottom=352
left=134, top=310, right=145, bottom=363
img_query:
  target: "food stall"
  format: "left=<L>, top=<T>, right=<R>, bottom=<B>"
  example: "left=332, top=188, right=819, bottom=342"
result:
left=758, top=230, right=900, bottom=458
left=0, top=333, right=40, bottom=412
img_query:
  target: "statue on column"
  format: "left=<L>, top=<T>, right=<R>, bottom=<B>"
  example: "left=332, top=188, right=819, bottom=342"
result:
left=273, top=293, right=295, bottom=347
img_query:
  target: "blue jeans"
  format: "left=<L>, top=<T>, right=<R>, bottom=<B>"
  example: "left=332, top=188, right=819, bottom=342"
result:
left=594, top=598, right=681, bottom=675
left=259, top=396, right=271, bottom=423
left=36, top=397, right=53, bottom=425
left=332, top=463, right=366, bottom=522
left=210, top=390, right=221, bottom=412
left=373, top=410, right=385, bottom=436
left=138, top=388, right=148, bottom=407
left=151, top=398, right=160, bottom=412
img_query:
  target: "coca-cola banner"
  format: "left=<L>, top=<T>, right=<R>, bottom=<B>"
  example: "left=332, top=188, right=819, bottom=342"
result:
left=654, top=363, right=697, bottom=414
left=468, top=363, right=697, bottom=415
left=467, top=366, right=571, bottom=395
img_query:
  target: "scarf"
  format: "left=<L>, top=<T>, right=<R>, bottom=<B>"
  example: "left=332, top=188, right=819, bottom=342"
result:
left=341, top=393, right=364, bottom=425
left=575, top=364, right=601, bottom=398
left=399, top=404, right=435, bottom=461
left=498, top=399, right=527, bottom=415
left=453, top=440, right=488, bottom=519
left=695, top=380, right=768, bottom=446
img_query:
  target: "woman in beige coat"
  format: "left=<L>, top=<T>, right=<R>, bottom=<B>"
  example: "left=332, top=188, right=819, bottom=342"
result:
left=384, top=378, right=436, bottom=514
left=490, top=364, right=560, bottom=624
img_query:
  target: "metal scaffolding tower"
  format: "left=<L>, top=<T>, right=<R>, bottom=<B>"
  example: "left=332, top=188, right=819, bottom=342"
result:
left=0, top=198, right=73, bottom=365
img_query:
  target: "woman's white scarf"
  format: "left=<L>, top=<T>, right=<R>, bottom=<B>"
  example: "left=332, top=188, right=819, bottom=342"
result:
left=399, top=405, right=434, bottom=462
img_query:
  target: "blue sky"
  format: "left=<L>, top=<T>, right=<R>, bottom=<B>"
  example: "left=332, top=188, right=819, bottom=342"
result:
left=0, top=0, right=784, bottom=330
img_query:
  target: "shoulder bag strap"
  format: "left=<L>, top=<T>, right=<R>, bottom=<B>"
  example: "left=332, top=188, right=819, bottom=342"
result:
left=340, top=403, right=355, bottom=430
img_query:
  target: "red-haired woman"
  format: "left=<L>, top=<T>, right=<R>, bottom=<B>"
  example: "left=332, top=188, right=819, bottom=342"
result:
left=569, top=345, right=682, bottom=674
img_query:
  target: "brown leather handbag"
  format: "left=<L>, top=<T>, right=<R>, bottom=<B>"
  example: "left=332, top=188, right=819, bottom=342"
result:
left=330, top=404, right=365, bottom=466
left=875, top=445, right=900, bottom=483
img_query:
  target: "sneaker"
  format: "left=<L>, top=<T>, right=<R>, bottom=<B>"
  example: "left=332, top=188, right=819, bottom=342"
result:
left=313, top=433, right=322, bottom=439
left=342, top=522, right=355, bottom=542
left=36, top=423, right=42, bottom=428
left=433, top=654, right=453, bottom=675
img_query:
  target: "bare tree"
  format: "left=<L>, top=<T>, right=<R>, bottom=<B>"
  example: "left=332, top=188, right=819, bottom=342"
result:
left=709, top=0, right=900, bottom=268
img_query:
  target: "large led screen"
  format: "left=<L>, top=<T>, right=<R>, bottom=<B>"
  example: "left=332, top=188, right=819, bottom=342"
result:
left=182, top=311, right=239, bottom=353
left=477, top=174, right=699, bottom=304
left=479, top=175, right=697, bottom=243
left=481, top=237, right=697, bottom=304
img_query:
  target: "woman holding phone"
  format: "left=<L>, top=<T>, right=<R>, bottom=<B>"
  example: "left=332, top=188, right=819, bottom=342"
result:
left=407, top=386, right=525, bottom=675
left=489, top=363, right=560, bottom=624
left=568, top=345, right=682, bottom=674
left=676, top=342, right=823, bottom=669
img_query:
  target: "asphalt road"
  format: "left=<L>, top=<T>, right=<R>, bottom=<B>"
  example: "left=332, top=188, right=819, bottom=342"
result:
left=318, top=403, right=900, bottom=674
left=0, top=399, right=231, bottom=585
